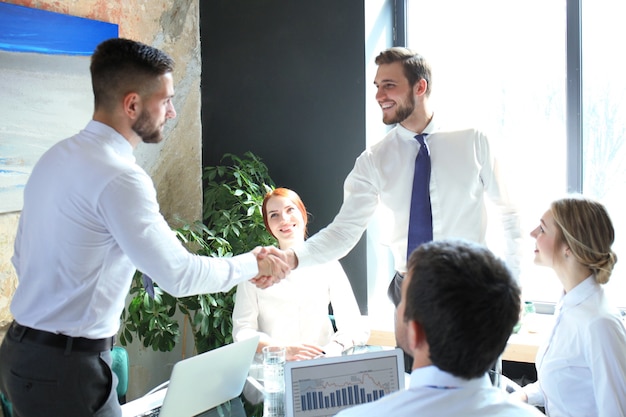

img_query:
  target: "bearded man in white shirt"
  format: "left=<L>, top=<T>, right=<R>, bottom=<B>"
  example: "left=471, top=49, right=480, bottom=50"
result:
left=335, top=239, right=544, bottom=417
left=284, top=47, right=521, bottom=306
left=0, top=38, right=289, bottom=417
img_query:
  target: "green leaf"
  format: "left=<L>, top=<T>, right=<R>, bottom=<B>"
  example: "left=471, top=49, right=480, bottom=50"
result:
left=119, top=152, right=275, bottom=354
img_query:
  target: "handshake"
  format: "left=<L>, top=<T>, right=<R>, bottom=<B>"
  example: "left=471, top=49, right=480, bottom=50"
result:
left=249, top=246, right=299, bottom=289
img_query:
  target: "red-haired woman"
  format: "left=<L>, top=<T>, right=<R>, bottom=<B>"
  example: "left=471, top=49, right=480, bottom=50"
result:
left=232, top=188, right=369, bottom=361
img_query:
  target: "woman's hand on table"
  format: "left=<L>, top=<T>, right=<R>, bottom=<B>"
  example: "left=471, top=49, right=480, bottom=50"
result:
left=285, top=344, right=325, bottom=361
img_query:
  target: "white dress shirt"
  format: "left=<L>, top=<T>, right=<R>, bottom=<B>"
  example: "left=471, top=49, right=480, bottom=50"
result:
left=232, top=260, right=369, bottom=354
left=522, top=276, right=626, bottom=417
left=11, top=121, right=259, bottom=339
left=294, top=115, right=521, bottom=276
left=335, top=365, right=545, bottom=417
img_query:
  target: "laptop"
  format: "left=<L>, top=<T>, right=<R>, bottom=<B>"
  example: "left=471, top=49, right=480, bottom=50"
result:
left=121, top=335, right=260, bottom=417
left=284, top=347, right=405, bottom=417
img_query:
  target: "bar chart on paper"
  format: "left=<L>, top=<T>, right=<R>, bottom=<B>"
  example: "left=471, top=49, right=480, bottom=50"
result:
left=292, top=364, right=399, bottom=415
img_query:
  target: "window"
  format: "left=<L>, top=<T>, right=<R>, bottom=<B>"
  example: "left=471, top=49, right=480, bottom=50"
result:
left=581, top=0, right=626, bottom=307
left=401, top=0, right=626, bottom=307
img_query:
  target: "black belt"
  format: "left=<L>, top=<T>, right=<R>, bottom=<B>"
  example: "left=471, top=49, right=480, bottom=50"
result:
left=10, top=321, right=114, bottom=353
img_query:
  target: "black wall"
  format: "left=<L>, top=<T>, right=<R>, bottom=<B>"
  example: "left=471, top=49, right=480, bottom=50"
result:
left=200, top=0, right=368, bottom=312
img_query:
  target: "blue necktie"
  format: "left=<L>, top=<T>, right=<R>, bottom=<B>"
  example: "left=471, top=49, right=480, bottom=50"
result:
left=142, top=273, right=155, bottom=299
left=407, top=134, right=433, bottom=259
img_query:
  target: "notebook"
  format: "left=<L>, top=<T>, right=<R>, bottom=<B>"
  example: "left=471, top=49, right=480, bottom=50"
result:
left=121, top=335, right=260, bottom=417
left=284, top=347, right=405, bottom=417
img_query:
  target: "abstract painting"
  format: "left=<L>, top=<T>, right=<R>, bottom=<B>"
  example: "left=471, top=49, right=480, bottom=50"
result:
left=0, top=2, right=118, bottom=213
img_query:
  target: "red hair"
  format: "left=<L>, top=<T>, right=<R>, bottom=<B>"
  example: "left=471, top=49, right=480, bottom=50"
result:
left=262, top=188, right=309, bottom=239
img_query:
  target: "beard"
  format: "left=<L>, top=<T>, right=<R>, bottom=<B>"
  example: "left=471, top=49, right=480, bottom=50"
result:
left=383, top=91, right=415, bottom=125
left=132, top=109, right=163, bottom=144
left=394, top=311, right=411, bottom=368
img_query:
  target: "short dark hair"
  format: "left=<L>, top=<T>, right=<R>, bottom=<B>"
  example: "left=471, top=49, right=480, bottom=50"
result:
left=404, top=240, right=520, bottom=379
left=375, top=47, right=432, bottom=96
left=90, top=38, right=175, bottom=111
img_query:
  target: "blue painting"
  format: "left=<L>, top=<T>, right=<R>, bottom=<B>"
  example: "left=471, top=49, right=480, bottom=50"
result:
left=0, top=3, right=118, bottom=213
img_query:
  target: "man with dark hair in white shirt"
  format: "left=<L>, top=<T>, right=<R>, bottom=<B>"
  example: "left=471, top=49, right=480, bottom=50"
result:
left=284, top=47, right=521, bottom=306
left=336, top=240, right=544, bottom=417
left=0, top=38, right=289, bottom=417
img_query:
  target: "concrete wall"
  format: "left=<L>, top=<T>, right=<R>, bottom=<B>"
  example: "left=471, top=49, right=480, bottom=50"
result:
left=0, top=0, right=202, bottom=400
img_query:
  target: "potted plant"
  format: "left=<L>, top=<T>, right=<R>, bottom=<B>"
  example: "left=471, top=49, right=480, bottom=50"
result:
left=119, top=152, right=276, bottom=354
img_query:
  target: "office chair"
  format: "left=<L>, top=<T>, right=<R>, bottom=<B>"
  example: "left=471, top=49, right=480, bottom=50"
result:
left=111, top=346, right=129, bottom=404
left=328, top=314, right=338, bottom=332
left=0, top=392, right=12, bottom=417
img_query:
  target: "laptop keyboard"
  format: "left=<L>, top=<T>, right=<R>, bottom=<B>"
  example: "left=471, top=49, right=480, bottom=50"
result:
left=138, top=407, right=161, bottom=417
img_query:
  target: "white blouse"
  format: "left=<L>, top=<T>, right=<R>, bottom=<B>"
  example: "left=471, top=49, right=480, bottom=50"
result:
left=522, top=276, right=626, bottom=416
left=231, top=260, right=369, bottom=355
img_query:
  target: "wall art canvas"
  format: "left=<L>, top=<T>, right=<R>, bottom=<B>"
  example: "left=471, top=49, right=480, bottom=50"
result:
left=0, top=2, right=118, bottom=213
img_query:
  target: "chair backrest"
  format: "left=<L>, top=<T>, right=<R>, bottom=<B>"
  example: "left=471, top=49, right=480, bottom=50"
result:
left=0, top=391, right=12, bottom=417
left=111, top=346, right=129, bottom=403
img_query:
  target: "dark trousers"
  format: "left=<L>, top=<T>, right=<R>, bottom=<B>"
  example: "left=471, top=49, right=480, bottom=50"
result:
left=387, top=272, right=414, bottom=373
left=387, top=271, right=404, bottom=308
left=0, top=323, right=120, bottom=417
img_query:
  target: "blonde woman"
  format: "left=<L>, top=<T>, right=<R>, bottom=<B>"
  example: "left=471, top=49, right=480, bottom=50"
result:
left=518, top=196, right=626, bottom=416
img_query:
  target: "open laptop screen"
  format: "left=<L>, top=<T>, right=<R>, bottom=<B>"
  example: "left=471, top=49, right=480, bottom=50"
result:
left=284, top=348, right=405, bottom=417
left=121, top=335, right=259, bottom=417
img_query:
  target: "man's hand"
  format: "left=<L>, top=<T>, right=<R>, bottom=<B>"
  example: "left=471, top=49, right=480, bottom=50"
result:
left=250, top=246, right=291, bottom=288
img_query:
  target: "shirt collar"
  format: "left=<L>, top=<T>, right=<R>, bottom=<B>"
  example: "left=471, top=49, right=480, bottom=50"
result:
left=409, top=365, right=491, bottom=390
left=422, top=113, right=439, bottom=135
left=559, top=275, right=599, bottom=311
left=396, top=113, right=439, bottom=140
left=85, top=120, right=136, bottom=163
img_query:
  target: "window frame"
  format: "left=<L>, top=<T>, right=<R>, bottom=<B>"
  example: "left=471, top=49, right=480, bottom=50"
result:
left=394, top=0, right=589, bottom=314
left=395, top=0, right=583, bottom=193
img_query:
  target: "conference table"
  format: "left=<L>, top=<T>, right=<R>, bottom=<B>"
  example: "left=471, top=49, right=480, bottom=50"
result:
left=205, top=344, right=396, bottom=417
left=503, top=314, right=554, bottom=363
left=190, top=396, right=257, bottom=417
left=369, top=313, right=556, bottom=365
left=179, top=317, right=557, bottom=417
